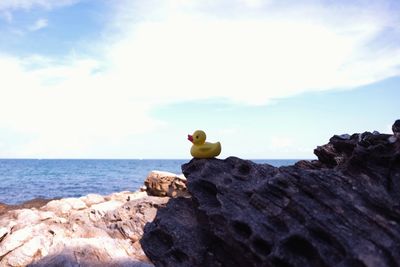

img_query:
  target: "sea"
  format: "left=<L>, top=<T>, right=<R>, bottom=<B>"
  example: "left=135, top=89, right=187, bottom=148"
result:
left=0, top=159, right=299, bottom=205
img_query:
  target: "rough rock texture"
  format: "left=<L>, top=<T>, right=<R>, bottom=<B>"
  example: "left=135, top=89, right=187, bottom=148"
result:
left=0, top=198, right=56, bottom=216
left=0, top=191, right=168, bottom=266
left=145, top=171, right=189, bottom=198
left=141, top=129, right=400, bottom=267
left=393, top=120, right=400, bottom=137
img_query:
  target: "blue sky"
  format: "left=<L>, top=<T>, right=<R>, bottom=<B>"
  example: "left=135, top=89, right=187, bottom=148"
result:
left=0, top=0, right=399, bottom=159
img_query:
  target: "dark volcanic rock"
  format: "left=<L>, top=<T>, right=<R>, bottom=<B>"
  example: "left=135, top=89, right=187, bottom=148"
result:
left=141, top=128, right=400, bottom=267
left=393, top=120, right=400, bottom=137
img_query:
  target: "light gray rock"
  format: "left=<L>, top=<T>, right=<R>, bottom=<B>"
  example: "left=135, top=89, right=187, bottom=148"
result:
left=0, top=170, right=188, bottom=266
left=0, top=190, right=166, bottom=266
left=38, top=211, right=55, bottom=221
left=6, top=236, right=44, bottom=266
left=62, top=198, right=87, bottom=210
left=79, top=194, right=105, bottom=207
left=43, top=200, right=72, bottom=214
left=90, top=200, right=124, bottom=220
left=0, top=226, right=34, bottom=257
left=16, top=209, right=41, bottom=225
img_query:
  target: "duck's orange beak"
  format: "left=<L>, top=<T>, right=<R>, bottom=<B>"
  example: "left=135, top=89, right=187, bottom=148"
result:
left=188, top=134, right=193, bottom=143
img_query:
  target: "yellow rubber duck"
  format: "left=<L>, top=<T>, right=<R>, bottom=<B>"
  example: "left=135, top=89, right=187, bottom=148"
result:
left=188, top=130, right=221, bottom=159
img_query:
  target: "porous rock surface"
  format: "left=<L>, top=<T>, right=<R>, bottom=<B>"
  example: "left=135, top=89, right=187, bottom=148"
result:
left=141, top=129, right=400, bottom=267
left=0, top=190, right=169, bottom=266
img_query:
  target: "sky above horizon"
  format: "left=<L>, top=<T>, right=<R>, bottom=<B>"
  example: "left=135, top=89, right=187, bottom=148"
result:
left=0, top=0, right=399, bottom=159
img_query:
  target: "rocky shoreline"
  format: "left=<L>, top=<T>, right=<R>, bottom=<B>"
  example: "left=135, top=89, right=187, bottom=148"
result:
left=0, top=171, right=187, bottom=267
left=2, top=121, right=399, bottom=267
left=141, top=121, right=400, bottom=267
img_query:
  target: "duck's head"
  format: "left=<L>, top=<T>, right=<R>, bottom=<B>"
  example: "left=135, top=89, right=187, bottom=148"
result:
left=188, top=130, right=206, bottom=145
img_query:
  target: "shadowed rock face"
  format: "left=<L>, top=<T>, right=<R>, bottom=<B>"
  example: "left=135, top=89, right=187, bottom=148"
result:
left=141, top=130, right=400, bottom=267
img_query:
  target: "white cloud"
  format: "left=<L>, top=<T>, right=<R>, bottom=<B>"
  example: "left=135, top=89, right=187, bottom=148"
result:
left=29, top=18, right=48, bottom=31
left=270, top=136, right=294, bottom=149
left=239, top=0, right=268, bottom=8
left=1, top=0, right=400, bottom=157
left=102, top=0, right=400, bottom=105
left=0, top=54, right=163, bottom=157
left=1, top=11, right=13, bottom=23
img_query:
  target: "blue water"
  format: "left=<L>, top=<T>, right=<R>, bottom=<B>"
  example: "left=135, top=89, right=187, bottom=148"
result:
left=0, top=159, right=299, bottom=205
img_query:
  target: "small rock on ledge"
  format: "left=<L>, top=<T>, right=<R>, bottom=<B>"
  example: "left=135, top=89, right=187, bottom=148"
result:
left=144, top=171, right=189, bottom=198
